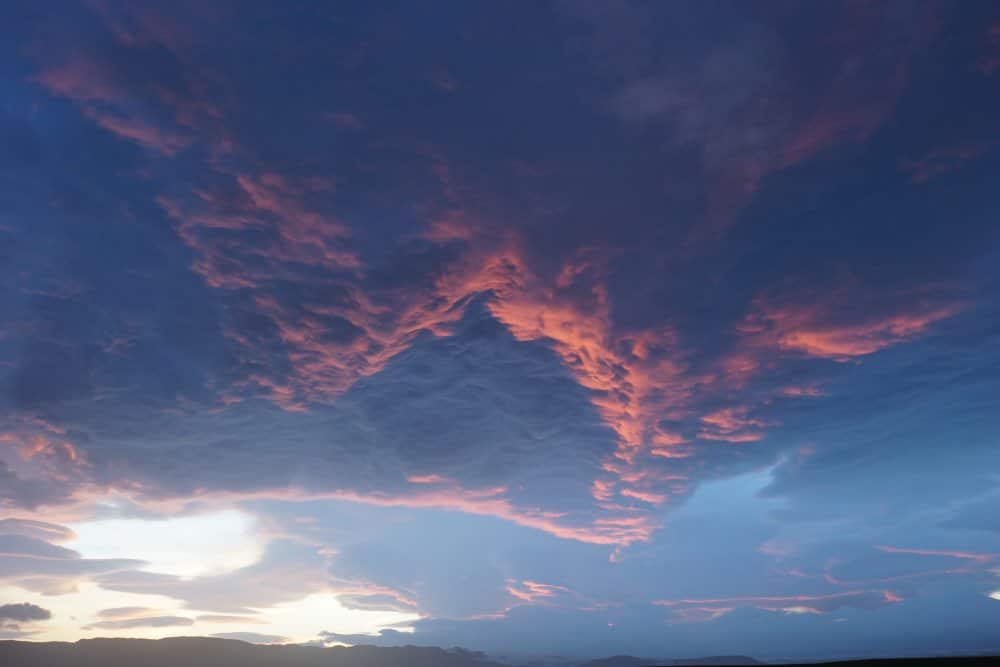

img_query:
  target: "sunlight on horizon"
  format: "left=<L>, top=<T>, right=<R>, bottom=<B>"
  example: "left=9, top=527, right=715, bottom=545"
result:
left=69, top=510, right=262, bottom=578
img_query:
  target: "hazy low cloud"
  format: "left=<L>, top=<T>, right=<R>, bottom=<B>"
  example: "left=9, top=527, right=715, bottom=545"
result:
left=85, top=616, right=194, bottom=630
left=0, top=521, right=143, bottom=595
left=0, top=603, right=51, bottom=622
left=211, top=632, right=288, bottom=644
left=0, top=602, right=51, bottom=640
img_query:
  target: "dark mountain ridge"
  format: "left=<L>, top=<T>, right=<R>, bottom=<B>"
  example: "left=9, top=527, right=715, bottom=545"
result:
left=579, top=655, right=759, bottom=667
left=0, top=637, right=503, bottom=667
left=0, top=637, right=997, bottom=667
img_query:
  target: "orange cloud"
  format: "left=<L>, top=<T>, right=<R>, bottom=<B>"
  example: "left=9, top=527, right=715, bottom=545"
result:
left=322, top=485, right=660, bottom=547
left=504, top=578, right=613, bottom=614
left=698, top=406, right=769, bottom=443
left=740, top=294, right=963, bottom=360
left=465, top=247, right=693, bottom=466
left=505, top=580, right=572, bottom=605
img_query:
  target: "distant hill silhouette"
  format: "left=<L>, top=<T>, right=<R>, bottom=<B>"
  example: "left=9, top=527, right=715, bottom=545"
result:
left=0, top=637, right=997, bottom=667
left=0, top=637, right=505, bottom=667
left=661, top=659, right=1000, bottom=667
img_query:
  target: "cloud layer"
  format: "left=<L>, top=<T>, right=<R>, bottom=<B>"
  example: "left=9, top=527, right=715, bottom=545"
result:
left=0, top=0, right=999, bottom=659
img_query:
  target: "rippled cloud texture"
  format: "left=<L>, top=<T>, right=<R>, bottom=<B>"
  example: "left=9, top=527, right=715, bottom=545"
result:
left=1, top=0, right=999, bottom=660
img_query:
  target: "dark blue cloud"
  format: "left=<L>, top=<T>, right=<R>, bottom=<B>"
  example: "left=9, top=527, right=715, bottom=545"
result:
left=0, top=603, right=51, bottom=623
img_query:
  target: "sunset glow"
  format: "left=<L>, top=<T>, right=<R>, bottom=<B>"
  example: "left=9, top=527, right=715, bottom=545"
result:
left=1, top=0, right=999, bottom=661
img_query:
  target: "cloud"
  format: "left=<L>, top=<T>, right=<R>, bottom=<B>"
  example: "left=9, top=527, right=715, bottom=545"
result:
left=654, top=589, right=902, bottom=621
left=608, top=28, right=791, bottom=235
left=0, top=462, right=76, bottom=509
left=211, top=632, right=288, bottom=644
left=31, top=301, right=667, bottom=549
left=0, top=602, right=51, bottom=639
left=80, top=108, right=190, bottom=156
left=901, top=144, right=990, bottom=183
left=320, top=628, right=412, bottom=646
left=197, top=614, right=266, bottom=624
left=0, top=518, right=75, bottom=541
left=85, top=615, right=194, bottom=630
left=1, top=0, right=985, bottom=567
left=326, top=113, right=364, bottom=130
left=35, top=55, right=194, bottom=156
left=738, top=287, right=963, bottom=360
left=96, top=540, right=329, bottom=613
left=0, top=521, right=143, bottom=594
left=605, top=3, right=937, bottom=237
left=96, top=607, right=159, bottom=620
left=2, top=1, right=999, bottom=656
left=979, top=23, right=1000, bottom=75
left=0, top=603, right=52, bottom=622
left=942, top=493, right=1000, bottom=534
left=876, top=545, right=998, bottom=563
left=31, top=2, right=225, bottom=158
left=697, top=407, right=769, bottom=443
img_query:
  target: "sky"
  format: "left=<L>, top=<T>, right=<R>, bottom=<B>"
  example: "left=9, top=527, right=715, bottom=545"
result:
left=0, top=0, right=999, bottom=661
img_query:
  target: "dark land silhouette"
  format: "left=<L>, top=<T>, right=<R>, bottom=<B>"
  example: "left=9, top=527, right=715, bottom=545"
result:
left=0, top=638, right=505, bottom=667
left=1, top=638, right=998, bottom=667
left=579, top=655, right=759, bottom=667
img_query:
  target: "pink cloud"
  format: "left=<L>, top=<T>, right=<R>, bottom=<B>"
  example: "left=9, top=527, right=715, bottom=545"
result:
left=0, top=417, right=88, bottom=486
left=33, top=4, right=226, bottom=156
left=35, top=59, right=125, bottom=104
left=780, top=384, right=824, bottom=398
left=876, top=545, right=998, bottom=564
left=36, top=56, right=197, bottom=156
left=407, top=474, right=450, bottom=485
left=81, top=109, right=190, bottom=155
left=618, top=488, right=669, bottom=505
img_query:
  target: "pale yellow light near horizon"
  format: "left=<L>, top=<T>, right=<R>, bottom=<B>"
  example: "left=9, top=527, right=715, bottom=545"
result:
left=69, top=509, right=262, bottom=577
left=8, top=509, right=419, bottom=644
